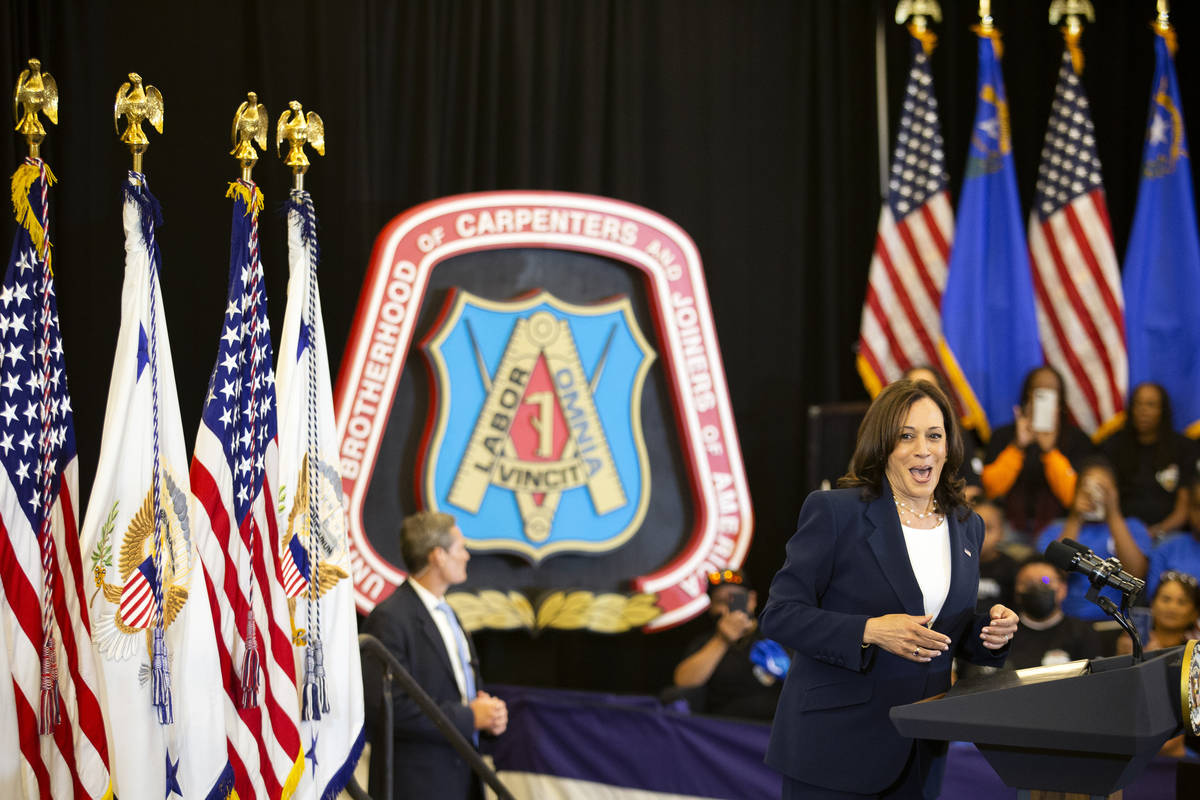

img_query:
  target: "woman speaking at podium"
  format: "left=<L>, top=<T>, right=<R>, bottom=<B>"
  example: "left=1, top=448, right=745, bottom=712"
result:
left=760, top=380, right=1018, bottom=798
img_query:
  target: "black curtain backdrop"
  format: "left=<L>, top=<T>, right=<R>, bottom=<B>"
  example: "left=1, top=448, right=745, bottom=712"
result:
left=4, top=0, right=1198, bottom=694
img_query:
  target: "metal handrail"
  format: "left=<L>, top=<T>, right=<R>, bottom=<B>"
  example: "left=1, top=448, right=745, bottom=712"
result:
left=353, top=632, right=516, bottom=800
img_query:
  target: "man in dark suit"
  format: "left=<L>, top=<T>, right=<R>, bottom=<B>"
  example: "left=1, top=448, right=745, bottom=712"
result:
left=363, top=511, right=507, bottom=799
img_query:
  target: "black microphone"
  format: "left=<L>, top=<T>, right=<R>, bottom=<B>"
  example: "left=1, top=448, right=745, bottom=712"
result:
left=1045, top=538, right=1146, bottom=598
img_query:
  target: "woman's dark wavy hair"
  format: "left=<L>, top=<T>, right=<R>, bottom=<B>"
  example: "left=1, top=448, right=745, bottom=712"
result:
left=837, top=379, right=969, bottom=518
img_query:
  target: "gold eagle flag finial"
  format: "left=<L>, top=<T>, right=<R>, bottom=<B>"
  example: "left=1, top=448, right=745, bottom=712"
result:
left=114, top=73, right=164, bottom=173
left=231, top=91, right=268, bottom=180
left=895, top=1, right=942, bottom=55
left=13, top=58, right=58, bottom=157
left=1049, top=0, right=1095, bottom=74
left=276, top=100, right=325, bottom=190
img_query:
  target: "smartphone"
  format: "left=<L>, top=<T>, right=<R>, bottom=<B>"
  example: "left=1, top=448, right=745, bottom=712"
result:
left=727, top=591, right=749, bottom=615
left=1080, top=478, right=1106, bottom=522
left=1031, top=388, right=1058, bottom=433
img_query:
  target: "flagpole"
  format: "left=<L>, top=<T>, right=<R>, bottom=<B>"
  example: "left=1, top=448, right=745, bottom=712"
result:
left=13, top=56, right=67, bottom=735
left=978, top=0, right=993, bottom=32
left=115, top=73, right=179, bottom=726
left=228, top=91, right=270, bottom=711
left=277, top=100, right=331, bottom=723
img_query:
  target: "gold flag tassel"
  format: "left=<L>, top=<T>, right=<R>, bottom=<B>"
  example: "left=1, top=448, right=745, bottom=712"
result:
left=11, top=161, right=57, bottom=263
left=1063, top=26, right=1084, bottom=74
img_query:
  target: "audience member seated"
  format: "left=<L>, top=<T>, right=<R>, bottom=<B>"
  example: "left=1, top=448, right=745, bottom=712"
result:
left=1005, top=557, right=1102, bottom=670
left=1102, top=382, right=1195, bottom=541
left=1035, top=457, right=1151, bottom=622
left=975, top=499, right=1019, bottom=614
left=1116, top=571, right=1200, bottom=758
left=983, top=365, right=1095, bottom=541
left=672, top=569, right=786, bottom=721
left=902, top=365, right=983, bottom=496
left=1148, top=475, right=1200, bottom=598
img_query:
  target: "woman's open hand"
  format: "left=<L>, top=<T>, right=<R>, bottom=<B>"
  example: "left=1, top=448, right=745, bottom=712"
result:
left=863, top=614, right=951, bottom=663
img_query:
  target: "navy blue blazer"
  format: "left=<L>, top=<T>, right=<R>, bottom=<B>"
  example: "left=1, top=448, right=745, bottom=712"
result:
left=362, top=580, right=482, bottom=800
left=760, top=486, right=1006, bottom=795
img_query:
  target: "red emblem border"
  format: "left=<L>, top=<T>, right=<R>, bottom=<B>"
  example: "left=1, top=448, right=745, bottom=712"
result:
left=333, top=191, right=753, bottom=630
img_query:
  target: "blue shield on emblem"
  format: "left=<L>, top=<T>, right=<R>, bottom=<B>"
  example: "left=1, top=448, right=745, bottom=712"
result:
left=421, top=290, right=656, bottom=563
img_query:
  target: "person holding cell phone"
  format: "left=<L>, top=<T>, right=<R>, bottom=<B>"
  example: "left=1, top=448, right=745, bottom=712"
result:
left=671, top=569, right=788, bottom=721
left=981, top=365, right=1096, bottom=540
left=1035, top=456, right=1152, bottom=622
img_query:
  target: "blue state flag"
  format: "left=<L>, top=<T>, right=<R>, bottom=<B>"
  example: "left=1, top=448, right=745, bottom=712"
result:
left=1122, top=26, right=1200, bottom=435
left=939, top=29, right=1042, bottom=441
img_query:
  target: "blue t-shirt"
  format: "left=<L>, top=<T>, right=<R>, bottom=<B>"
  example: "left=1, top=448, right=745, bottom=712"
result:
left=1148, top=534, right=1200, bottom=599
left=1036, top=518, right=1154, bottom=620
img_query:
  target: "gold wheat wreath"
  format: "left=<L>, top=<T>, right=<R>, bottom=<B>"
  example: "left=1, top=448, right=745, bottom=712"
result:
left=446, top=590, right=660, bottom=634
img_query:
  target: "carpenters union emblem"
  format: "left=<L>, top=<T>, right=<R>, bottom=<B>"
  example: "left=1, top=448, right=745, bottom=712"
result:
left=421, top=290, right=655, bottom=562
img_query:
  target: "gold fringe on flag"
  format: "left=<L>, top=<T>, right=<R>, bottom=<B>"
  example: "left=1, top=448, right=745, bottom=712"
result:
left=225, top=180, right=265, bottom=215
left=971, top=24, right=1003, bottom=60
left=10, top=161, right=58, bottom=261
left=1155, top=21, right=1177, bottom=58
left=280, top=751, right=306, bottom=800
left=1063, top=26, right=1085, bottom=74
left=907, top=22, right=937, bottom=56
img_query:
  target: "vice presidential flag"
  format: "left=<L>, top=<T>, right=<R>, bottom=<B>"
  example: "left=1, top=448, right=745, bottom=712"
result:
left=0, top=159, right=110, bottom=798
left=1123, top=25, right=1200, bottom=435
left=1027, top=46, right=1126, bottom=438
left=191, top=180, right=303, bottom=799
left=857, top=34, right=955, bottom=400
left=80, top=173, right=232, bottom=799
left=276, top=189, right=365, bottom=799
left=939, top=28, right=1041, bottom=440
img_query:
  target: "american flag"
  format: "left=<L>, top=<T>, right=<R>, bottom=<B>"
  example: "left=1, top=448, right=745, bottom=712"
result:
left=191, top=180, right=302, bottom=799
left=1028, top=49, right=1127, bottom=437
left=857, top=37, right=955, bottom=402
left=0, top=160, right=110, bottom=798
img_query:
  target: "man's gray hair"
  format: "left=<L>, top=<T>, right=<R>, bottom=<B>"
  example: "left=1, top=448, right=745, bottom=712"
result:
left=400, top=511, right=457, bottom=575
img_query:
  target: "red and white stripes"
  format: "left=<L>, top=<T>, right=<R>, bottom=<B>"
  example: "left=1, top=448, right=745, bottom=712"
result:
left=858, top=193, right=954, bottom=392
left=1029, top=192, right=1126, bottom=436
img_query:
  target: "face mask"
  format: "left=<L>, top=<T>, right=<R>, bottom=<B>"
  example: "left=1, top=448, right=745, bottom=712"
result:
left=1017, top=585, right=1057, bottom=621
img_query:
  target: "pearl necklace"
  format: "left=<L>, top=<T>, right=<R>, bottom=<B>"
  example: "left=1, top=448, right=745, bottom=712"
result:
left=895, top=497, right=942, bottom=526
